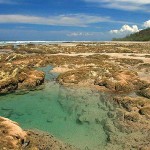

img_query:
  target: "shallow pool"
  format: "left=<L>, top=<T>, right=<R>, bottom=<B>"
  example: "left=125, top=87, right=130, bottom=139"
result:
left=0, top=66, right=114, bottom=150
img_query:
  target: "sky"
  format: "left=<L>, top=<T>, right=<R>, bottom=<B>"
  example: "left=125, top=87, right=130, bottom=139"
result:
left=0, top=0, right=150, bottom=41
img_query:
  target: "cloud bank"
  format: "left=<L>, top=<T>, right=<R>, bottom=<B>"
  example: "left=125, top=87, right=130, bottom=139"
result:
left=110, top=25, right=139, bottom=34
left=0, top=14, right=112, bottom=27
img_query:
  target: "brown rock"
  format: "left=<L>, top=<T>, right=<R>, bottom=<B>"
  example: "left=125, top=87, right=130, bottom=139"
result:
left=124, top=112, right=140, bottom=122
left=18, top=70, right=45, bottom=90
left=139, top=106, right=150, bottom=116
left=0, top=117, right=27, bottom=149
left=138, top=87, right=150, bottom=99
left=0, top=64, right=45, bottom=94
left=95, top=70, right=142, bottom=93
left=0, top=78, right=18, bottom=94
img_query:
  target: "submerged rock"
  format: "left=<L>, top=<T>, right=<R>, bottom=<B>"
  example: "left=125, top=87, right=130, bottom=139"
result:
left=26, top=130, right=77, bottom=150
left=0, top=107, right=14, bottom=118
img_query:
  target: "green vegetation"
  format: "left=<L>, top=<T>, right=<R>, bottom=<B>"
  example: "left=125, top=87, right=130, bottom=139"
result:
left=112, top=28, right=150, bottom=41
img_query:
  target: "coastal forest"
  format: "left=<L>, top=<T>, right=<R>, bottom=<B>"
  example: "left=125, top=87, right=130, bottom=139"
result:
left=113, top=28, right=150, bottom=41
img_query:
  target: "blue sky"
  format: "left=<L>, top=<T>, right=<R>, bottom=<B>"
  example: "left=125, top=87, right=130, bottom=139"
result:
left=0, top=0, right=150, bottom=41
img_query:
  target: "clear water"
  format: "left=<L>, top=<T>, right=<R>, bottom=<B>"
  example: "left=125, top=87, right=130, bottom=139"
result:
left=0, top=66, right=114, bottom=150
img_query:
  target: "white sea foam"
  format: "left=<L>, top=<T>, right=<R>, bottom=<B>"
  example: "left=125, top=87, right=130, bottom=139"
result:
left=0, top=41, right=67, bottom=45
left=0, top=40, right=107, bottom=45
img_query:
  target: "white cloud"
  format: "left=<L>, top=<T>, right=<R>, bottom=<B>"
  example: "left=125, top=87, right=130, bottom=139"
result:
left=143, top=20, right=150, bottom=28
left=84, top=0, right=150, bottom=11
left=110, top=25, right=139, bottom=35
left=67, top=32, right=93, bottom=37
left=85, top=0, right=150, bottom=5
left=109, top=19, right=150, bottom=37
left=0, top=14, right=112, bottom=27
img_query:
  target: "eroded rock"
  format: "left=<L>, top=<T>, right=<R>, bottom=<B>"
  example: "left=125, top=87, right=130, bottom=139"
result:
left=0, top=64, right=45, bottom=94
left=0, top=117, right=28, bottom=149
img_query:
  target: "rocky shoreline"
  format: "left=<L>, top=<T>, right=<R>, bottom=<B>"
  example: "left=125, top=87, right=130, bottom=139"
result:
left=0, top=42, right=150, bottom=149
left=0, top=117, right=76, bottom=150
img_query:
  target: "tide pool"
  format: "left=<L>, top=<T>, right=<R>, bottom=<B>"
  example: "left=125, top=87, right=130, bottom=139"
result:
left=0, top=66, right=114, bottom=150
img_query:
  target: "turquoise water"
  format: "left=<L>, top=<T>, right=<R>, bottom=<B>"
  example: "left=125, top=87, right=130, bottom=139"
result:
left=0, top=66, right=114, bottom=150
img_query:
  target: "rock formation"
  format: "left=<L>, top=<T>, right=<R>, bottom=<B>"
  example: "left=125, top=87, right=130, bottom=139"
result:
left=0, top=62, right=45, bottom=94
left=0, top=117, right=28, bottom=149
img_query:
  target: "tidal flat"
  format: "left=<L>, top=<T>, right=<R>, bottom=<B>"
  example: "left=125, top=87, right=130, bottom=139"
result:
left=0, top=42, right=150, bottom=150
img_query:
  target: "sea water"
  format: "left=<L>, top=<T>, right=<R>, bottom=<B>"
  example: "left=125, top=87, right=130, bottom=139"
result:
left=0, top=66, right=114, bottom=150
